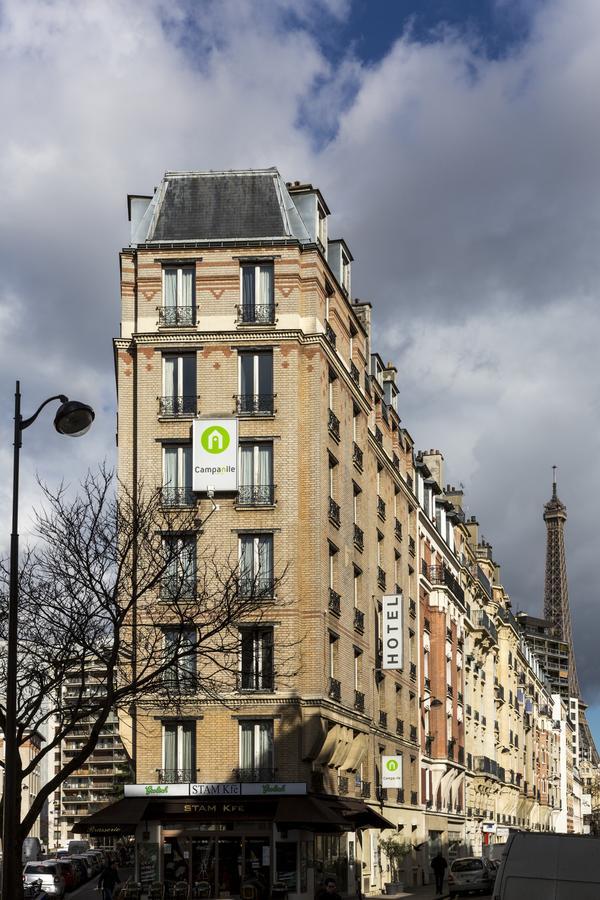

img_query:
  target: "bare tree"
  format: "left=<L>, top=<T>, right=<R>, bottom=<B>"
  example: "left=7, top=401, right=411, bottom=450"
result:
left=0, top=466, right=288, bottom=897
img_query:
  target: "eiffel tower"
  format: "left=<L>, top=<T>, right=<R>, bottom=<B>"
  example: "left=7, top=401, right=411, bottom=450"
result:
left=543, top=467, right=598, bottom=763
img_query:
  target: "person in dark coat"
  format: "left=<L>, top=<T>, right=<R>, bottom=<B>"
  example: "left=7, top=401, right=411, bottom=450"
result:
left=98, top=860, right=121, bottom=900
left=315, top=876, right=342, bottom=900
left=431, top=852, right=448, bottom=895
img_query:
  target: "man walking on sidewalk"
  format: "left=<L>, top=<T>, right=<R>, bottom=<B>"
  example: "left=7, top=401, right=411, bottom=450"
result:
left=430, top=852, right=448, bottom=895
left=98, top=860, right=121, bottom=900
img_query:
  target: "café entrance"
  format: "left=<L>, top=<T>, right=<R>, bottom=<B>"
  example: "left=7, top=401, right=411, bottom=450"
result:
left=164, top=831, right=271, bottom=898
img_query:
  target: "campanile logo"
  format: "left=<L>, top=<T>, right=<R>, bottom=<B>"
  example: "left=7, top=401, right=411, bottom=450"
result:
left=200, top=425, right=230, bottom=454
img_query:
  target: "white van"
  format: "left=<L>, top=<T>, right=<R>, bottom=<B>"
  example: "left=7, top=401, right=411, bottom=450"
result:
left=493, top=832, right=600, bottom=899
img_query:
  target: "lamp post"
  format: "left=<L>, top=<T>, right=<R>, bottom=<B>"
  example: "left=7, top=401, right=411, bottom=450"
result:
left=2, top=380, right=94, bottom=898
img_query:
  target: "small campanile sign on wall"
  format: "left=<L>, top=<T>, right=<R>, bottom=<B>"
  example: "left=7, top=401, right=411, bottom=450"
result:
left=382, top=593, right=403, bottom=670
left=192, top=418, right=238, bottom=493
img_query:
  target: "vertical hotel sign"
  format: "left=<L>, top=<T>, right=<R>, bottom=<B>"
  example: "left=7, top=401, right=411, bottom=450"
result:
left=192, top=419, right=238, bottom=493
left=382, top=594, right=403, bottom=669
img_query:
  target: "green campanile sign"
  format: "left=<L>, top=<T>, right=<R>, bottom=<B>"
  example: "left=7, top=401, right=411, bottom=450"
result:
left=193, top=418, right=238, bottom=493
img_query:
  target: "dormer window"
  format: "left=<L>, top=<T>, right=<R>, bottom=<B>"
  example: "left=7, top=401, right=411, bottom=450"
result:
left=318, top=202, right=328, bottom=248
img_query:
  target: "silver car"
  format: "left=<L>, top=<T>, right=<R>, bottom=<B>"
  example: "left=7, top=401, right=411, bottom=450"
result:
left=22, top=861, right=66, bottom=897
left=448, top=856, right=495, bottom=897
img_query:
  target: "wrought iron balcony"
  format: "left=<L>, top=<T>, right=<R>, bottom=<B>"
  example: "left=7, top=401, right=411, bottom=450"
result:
left=236, top=394, right=275, bottom=415
left=409, top=598, right=416, bottom=618
left=328, top=408, right=340, bottom=441
left=352, top=441, right=363, bottom=470
left=236, top=304, right=276, bottom=325
left=160, top=576, right=197, bottom=600
left=396, top=718, right=404, bottom=736
left=475, top=609, right=498, bottom=644
left=375, top=425, right=383, bottom=446
left=350, top=360, right=360, bottom=385
left=397, top=788, right=405, bottom=804
left=161, top=487, right=195, bottom=507
left=157, top=768, right=198, bottom=784
left=239, top=576, right=275, bottom=599
left=410, top=725, right=417, bottom=741
left=376, top=786, right=388, bottom=803
left=329, top=588, right=341, bottom=616
left=329, top=677, right=341, bottom=701
left=354, top=690, right=365, bottom=712
left=159, top=305, right=196, bottom=327
left=159, top=395, right=198, bottom=417
left=428, top=565, right=465, bottom=606
left=409, top=662, right=417, bottom=681
left=237, top=484, right=276, bottom=506
left=353, top=523, right=364, bottom=551
left=354, top=608, right=365, bottom=632
left=338, top=775, right=349, bottom=795
left=379, top=711, right=388, bottom=729
left=394, top=518, right=402, bottom=542
left=325, top=321, right=337, bottom=347
left=458, top=746, right=465, bottom=765
left=408, top=537, right=416, bottom=557
left=238, top=670, right=274, bottom=692
left=392, top=452, right=400, bottom=471
left=360, top=781, right=371, bottom=799
left=233, top=767, right=277, bottom=783
left=329, top=497, right=341, bottom=527
left=377, top=567, right=386, bottom=589
left=411, top=791, right=418, bottom=806
left=447, top=684, right=454, bottom=698
left=495, top=683, right=505, bottom=703
left=377, top=496, right=386, bottom=520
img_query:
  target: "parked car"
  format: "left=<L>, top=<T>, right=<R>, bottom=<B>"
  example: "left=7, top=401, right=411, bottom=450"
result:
left=66, top=840, right=90, bottom=856
left=69, top=854, right=94, bottom=881
left=82, top=851, right=102, bottom=875
left=492, top=832, right=600, bottom=899
left=23, top=861, right=66, bottom=897
left=56, top=860, right=79, bottom=891
left=448, top=856, right=496, bottom=897
left=66, top=856, right=88, bottom=885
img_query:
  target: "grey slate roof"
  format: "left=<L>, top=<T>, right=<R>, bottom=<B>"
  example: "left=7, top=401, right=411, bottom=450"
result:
left=133, top=168, right=311, bottom=245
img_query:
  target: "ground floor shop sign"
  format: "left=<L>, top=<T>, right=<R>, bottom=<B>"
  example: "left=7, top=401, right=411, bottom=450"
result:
left=138, top=842, right=160, bottom=886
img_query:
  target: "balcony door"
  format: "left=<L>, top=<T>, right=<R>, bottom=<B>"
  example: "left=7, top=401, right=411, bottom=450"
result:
left=163, top=721, right=195, bottom=782
left=163, top=354, right=196, bottom=415
left=163, top=445, right=193, bottom=506
left=163, top=266, right=195, bottom=325
left=239, top=720, right=274, bottom=781
left=241, top=263, right=274, bottom=323
left=239, top=443, right=273, bottom=505
left=239, top=351, right=273, bottom=414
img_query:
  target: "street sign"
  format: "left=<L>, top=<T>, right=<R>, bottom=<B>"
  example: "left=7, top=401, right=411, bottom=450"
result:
left=192, top=418, right=238, bottom=493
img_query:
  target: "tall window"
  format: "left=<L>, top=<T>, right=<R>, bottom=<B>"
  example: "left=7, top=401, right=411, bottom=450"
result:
left=239, top=534, right=274, bottom=597
left=239, top=720, right=274, bottom=779
left=162, top=721, right=195, bottom=781
left=238, top=351, right=274, bottom=415
left=162, top=354, right=196, bottom=416
left=239, top=442, right=273, bottom=506
left=162, top=445, right=193, bottom=506
left=162, top=535, right=196, bottom=599
left=240, top=263, right=274, bottom=323
left=162, top=266, right=195, bottom=326
left=163, top=628, right=197, bottom=692
left=240, top=627, right=274, bottom=691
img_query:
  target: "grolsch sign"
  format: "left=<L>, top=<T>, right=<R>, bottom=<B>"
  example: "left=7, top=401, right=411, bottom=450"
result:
left=382, top=593, right=403, bottom=670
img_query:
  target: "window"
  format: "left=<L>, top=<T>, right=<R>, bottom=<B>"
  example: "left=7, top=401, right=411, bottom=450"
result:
left=240, top=627, right=274, bottom=691
left=162, top=445, right=193, bottom=506
left=163, top=628, right=196, bottom=692
left=162, top=354, right=196, bottom=416
left=317, top=203, right=328, bottom=248
left=162, top=266, right=195, bottom=326
left=329, top=633, right=339, bottom=678
left=239, top=533, right=274, bottom=597
left=239, top=720, right=274, bottom=779
left=162, top=721, right=195, bottom=780
left=329, top=543, right=338, bottom=590
left=341, top=250, right=351, bottom=294
left=239, top=442, right=274, bottom=505
left=240, top=263, right=275, bottom=323
left=353, top=566, right=361, bottom=608
left=162, top=535, right=196, bottom=599
left=238, top=351, right=274, bottom=414
left=354, top=648, right=362, bottom=689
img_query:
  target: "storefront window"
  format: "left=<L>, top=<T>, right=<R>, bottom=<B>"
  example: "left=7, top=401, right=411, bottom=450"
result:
left=314, top=835, right=348, bottom=893
left=276, top=842, right=298, bottom=892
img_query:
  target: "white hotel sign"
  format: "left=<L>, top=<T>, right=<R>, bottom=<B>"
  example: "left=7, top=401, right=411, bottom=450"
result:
left=192, top=418, right=238, bottom=493
left=382, top=593, right=403, bottom=670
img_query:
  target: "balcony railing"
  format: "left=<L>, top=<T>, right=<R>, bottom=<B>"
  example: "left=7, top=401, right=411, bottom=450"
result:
left=495, top=683, right=505, bottom=703
left=354, top=690, right=365, bottom=712
left=377, top=496, right=386, bottom=520
left=408, top=537, right=416, bottom=557
left=233, top=768, right=277, bottom=783
left=350, top=361, right=360, bottom=385
left=475, top=610, right=498, bottom=643
left=397, top=788, right=405, bottom=803
left=325, top=321, right=336, bottom=347
left=328, top=408, right=340, bottom=441
left=329, top=588, right=341, bottom=616
left=236, top=394, right=275, bottom=415
left=239, top=575, right=275, bottom=599
left=159, top=305, right=195, bottom=327
left=236, top=304, right=275, bottom=325
left=410, top=725, right=417, bottom=741
left=157, top=768, right=198, bottom=784
left=354, top=608, right=365, bottom=632
left=409, top=598, right=416, bottom=618
left=375, top=426, right=383, bottom=446
left=376, top=786, right=388, bottom=803
left=237, top=484, right=276, bottom=506
left=392, top=452, right=400, bottom=471
left=353, top=523, right=364, bottom=551
left=396, top=718, right=404, bottom=736
left=329, top=497, right=341, bottom=527
left=329, top=677, right=341, bottom=701
left=352, top=441, right=363, bottom=470
left=379, top=711, right=388, bottom=729
left=160, top=576, right=197, bottom=601
left=394, top=518, right=402, bottom=542
left=338, top=775, right=349, bottom=795
left=159, top=395, right=198, bottom=417
left=409, top=662, right=417, bottom=681
left=161, top=487, right=195, bottom=507
left=377, top=567, right=386, bottom=589
left=360, top=781, right=371, bottom=799
left=411, top=791, right=418, bottom=806
left=428, top=565, right=465, bottom=605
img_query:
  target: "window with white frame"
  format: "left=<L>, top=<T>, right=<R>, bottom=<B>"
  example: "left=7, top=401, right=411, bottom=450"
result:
left=163, top=628, right=197, bottom=692
left=162, top=444, right=193, bottom=506
left=162, top=266, right=195, bottom=326
left=239, top=533, right=274, bottom=597
left=239, top=720, right=274, bottom=778
left=162, top=720, right=195, bottom=779
left=240, top=262, right=275, bottom=323
left=239, top=442, right=273, bottom=506
left=329, top=632, right=339, bottom=679
left=162, top=354, right=196, bottom=416
left=240, top=626, right=274, bottom=691
left=162, top=534, right=196, bottom=599
left=238, top=350, right=274, bottom=414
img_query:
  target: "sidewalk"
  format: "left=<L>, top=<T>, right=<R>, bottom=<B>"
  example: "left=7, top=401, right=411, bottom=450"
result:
left=370, top=885, right=449, bottom=900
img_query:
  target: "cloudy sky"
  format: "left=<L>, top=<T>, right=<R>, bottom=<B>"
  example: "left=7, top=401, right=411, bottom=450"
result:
left=2, top=0, right=600, bottom=736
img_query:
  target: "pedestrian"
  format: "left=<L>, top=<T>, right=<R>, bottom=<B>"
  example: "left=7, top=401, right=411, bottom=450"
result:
left=431, top=852, right=448, bottom=895
left=98, top=859, right=121, bottom=900
left=315, top=876, right=342, bottom=900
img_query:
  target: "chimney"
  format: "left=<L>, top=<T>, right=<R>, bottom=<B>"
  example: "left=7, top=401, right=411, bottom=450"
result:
left=465, top=515, right=479, bottom=547
left=421, top=450, right=444, bottom=490
left=445, top=485, right=464, bottom=510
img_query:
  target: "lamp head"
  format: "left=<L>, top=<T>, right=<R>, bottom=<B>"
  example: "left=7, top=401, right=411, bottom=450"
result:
left=54, top=399, right=95, bottom=436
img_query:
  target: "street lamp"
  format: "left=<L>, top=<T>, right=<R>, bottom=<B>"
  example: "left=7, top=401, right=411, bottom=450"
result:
left=2, top=381, right=94, bottom=898
left=420, top=693, right=443, bottom=709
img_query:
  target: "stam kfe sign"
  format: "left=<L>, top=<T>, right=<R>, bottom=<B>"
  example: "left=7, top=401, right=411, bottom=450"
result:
left=382, top=593, right=403, bottom=670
